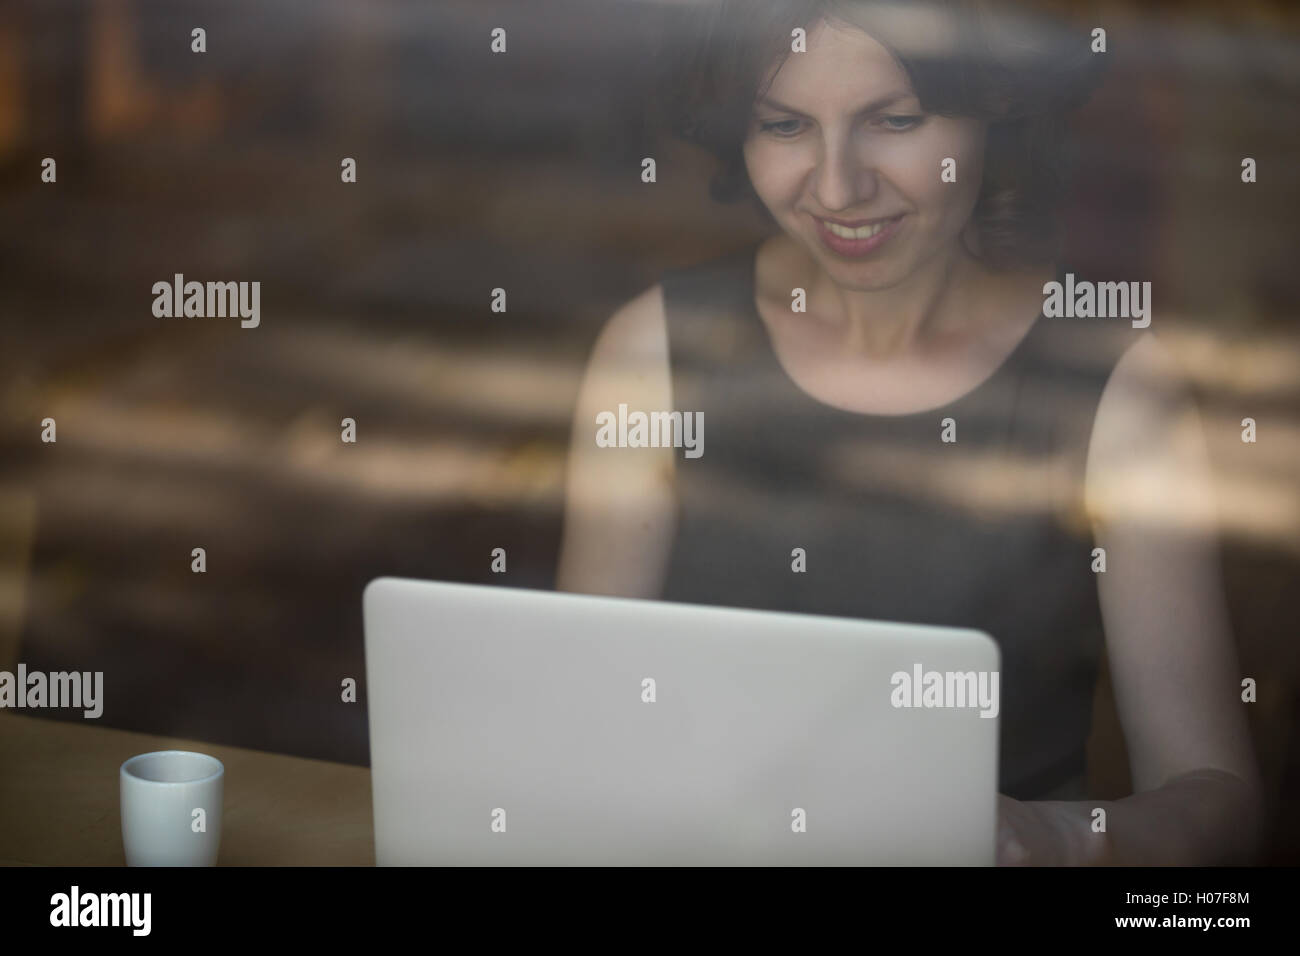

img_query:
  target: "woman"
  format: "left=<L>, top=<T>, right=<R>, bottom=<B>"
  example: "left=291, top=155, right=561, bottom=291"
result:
left=557, top=0, right=1263, bottom=865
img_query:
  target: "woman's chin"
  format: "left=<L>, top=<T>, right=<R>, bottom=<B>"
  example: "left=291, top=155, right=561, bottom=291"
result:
left=814, top=252, right=906, bottom=292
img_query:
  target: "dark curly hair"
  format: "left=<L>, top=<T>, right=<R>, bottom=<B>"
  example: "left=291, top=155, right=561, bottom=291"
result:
left=654, top=0, right=1108, bottom=270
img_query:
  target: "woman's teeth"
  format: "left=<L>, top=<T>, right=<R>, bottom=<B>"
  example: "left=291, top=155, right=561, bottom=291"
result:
left=822, top=218, right=894, bottom=239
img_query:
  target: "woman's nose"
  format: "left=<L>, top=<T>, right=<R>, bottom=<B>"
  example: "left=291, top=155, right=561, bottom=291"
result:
left=812, top=137, right=878, bottom=212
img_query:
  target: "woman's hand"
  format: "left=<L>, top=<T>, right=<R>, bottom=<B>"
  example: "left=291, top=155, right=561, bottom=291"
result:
left=996, top=794, right=1110, bottom=866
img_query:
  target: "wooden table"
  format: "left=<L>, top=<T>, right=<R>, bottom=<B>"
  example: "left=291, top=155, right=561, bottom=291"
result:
left=0, top=712, right=374, bottom=865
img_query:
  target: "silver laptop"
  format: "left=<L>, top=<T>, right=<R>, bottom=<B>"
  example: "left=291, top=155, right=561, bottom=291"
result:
left=363, top=577, right=1000, bottom=865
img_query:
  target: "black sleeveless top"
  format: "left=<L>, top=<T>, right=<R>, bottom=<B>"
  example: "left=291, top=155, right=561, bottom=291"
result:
left=658, top=241, right=1142, bottom=801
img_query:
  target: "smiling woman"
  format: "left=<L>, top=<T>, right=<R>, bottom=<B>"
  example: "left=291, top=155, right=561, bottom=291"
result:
left=557, top=0, right=1264, bottom=867
left=661, top=0, right=1104, bottom=272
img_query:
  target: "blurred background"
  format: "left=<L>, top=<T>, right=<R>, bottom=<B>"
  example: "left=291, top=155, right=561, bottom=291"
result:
left=0, top=0, right=1297, bottom=861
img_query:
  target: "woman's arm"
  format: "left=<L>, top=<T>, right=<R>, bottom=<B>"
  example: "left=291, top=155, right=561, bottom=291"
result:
left=1000, top=330, right=1265, bottom=865
left=556, top=284, right=678, bottom=598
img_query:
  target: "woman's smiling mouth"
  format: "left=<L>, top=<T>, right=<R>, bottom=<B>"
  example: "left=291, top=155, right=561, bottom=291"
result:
left=813, top=213, right=905, bottom=256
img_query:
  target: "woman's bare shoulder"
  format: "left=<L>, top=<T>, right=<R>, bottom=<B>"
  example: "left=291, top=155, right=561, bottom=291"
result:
left=591, top=283, right=668, bottom=366
left=1085, top=329, right=1215, bottom=528
left=577, top=283, right=673, bottom=419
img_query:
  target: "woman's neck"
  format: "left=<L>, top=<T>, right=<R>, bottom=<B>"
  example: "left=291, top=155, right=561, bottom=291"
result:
left=774, top=233, right=994, bottom=361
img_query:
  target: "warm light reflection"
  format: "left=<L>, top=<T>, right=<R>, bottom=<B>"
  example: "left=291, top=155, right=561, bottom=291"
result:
left=12, top=318, right=1299, bottom=555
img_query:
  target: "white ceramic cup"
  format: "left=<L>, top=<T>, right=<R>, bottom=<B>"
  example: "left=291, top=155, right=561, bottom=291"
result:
left=120, top=750, right=224, bottom=866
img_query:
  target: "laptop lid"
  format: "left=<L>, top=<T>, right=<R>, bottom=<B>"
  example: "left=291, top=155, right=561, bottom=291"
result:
left=363, top=577, right=1000, bottom=865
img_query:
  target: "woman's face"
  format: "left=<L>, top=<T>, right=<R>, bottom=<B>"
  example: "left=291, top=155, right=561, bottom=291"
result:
left=743, top=18, right=987, bottom=291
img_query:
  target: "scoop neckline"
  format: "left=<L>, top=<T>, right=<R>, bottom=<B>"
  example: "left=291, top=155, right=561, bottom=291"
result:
left=738, top=240, right=1047, bottom=421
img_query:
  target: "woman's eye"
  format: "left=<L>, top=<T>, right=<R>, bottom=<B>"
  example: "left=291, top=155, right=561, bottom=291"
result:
left=758, top=118, right=803, bottom=137
left=878, top=115, right=923, bottom=131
